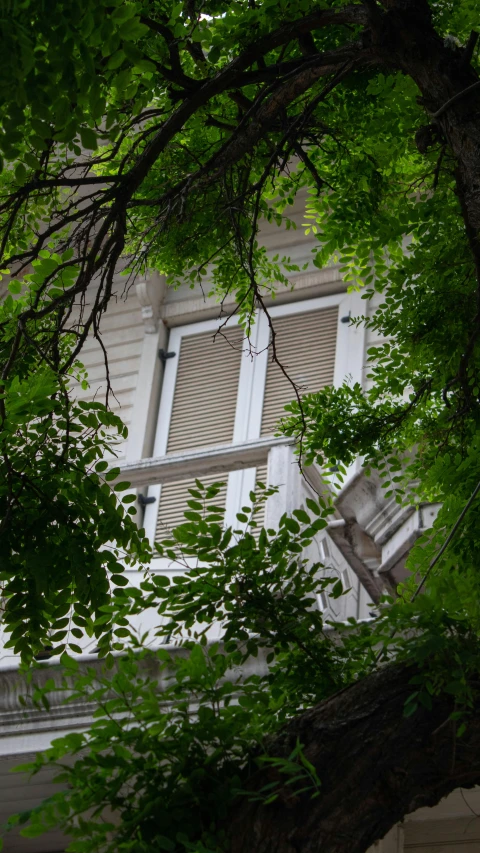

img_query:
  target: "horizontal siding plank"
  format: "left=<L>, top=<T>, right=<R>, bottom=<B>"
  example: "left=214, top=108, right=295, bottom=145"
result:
left=405, top=817, right=480, bottom=849
left=81, top=338, right=143, bottom=365
left=73, top=372, right=139, bottom=397
left=92, top=313, right=144, bottom=335
left=81, top=327, right=144, bottom=353
left=81, top=358, right=142, bottom=385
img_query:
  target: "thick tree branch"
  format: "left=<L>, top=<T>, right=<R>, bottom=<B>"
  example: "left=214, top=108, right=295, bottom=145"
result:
left=0, top=36, right=374, bottom=385
left=228, top=661, right=480, bottom=853
left=4, top=0, right=480, bottom=408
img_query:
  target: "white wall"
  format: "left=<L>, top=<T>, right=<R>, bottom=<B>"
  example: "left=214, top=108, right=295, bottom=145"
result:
left=70, top=276, right=147, bottom=461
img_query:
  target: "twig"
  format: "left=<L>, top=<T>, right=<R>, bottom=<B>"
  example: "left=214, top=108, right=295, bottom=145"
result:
left=412, top=478, right=480, bottom=600
left=462, top=31, right=479, bottom=67
left=431, top=80, right=480, bottom=120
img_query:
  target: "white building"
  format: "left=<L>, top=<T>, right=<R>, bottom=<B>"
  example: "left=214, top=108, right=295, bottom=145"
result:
left=0, top=202, right=478, bottom=851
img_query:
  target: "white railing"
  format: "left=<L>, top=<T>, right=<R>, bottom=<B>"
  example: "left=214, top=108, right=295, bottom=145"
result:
left=113, top=437, right=329, bottom=536
left=112, top=435, right=295, bottom=488
left=0, top=441, right=366, bottom=674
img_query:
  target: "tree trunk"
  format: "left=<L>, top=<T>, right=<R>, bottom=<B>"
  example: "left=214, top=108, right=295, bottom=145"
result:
left=371, top=1, right=480, bottom=256
left=228, top=662, right=480, bottom=853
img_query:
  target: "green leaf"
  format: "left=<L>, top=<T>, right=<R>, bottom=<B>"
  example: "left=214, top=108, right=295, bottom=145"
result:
left=293, top=509, right=310, bottom=524
left=305, top=498, right=321, bottom=516
left=20, top=825, right=45, bottom=839
left=105, top=468, right=121, bottom=482
left=14, top=162, right=27, bottom=184
left=107, top=49, right=125, bottom=70
left=111, top=575, right=129, bottom=586
left=79, top=127, right=98, bottom=150
left=283, top=517, right=300, bottom=534
left=60, top=653, right=79, bottom=670
left=156, top=836, right=175, bottom=851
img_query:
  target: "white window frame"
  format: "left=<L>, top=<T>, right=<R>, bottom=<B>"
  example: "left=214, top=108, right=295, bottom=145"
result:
left=143, top=290, right=365, bottom=546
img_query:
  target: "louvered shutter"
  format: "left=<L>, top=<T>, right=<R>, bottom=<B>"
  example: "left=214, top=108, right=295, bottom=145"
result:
left=156, top=475, right=229, bottom=542
left=255, top=464, right=268, bottom=489
left=166, top=326, right=244, bottom=453
left=156, top=325, right=243, bottom=536
left=261, top=307, right=338, bottom=435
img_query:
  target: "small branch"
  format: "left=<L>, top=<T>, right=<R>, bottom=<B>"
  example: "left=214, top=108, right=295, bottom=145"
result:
left=463, top=31, right=479, bottom=67
left=430, top=80, right=480, bottom=120
left=412, top=477, right=480, bottom=599
left=292, top=141, right=335, bottom=193
left=139, top=14, right=200, bottom=90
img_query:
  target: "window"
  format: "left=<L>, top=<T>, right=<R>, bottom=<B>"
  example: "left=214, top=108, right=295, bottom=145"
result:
left=143, top=292, right=364, bottom=546
left=259, top=305, right=338, bottom=435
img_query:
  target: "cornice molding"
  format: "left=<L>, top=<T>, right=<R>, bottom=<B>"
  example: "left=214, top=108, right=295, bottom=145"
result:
left=0, top=646, right=269, bottom=736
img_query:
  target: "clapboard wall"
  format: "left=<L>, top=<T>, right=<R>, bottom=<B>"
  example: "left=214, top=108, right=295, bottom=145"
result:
left=71, top=277, right=146, bottom=461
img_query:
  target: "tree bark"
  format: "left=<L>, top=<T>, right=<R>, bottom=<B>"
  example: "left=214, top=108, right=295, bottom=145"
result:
left=223, top=11, right=480, bottom=850
left=228, top=662, right=480, bottom=853
left=370, top=1, right=480, bottom=257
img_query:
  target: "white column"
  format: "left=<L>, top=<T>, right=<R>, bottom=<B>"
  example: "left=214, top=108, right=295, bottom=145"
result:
left=126, top=272, right=167, bottom=462
left=264, top=444, right=303, bottom=529
left=125, top=272, right=167, bottom=529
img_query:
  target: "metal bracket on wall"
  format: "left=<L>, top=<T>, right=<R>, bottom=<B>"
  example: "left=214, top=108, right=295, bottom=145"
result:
left=158, top=348, right=176, bottom=364
left=138, top=494, right=156, bottom=508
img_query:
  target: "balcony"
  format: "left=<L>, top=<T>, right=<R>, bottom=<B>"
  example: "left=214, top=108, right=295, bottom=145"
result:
left=112, top=436, right=364, bottom=624
left=114, top=437, right=442, bottom=607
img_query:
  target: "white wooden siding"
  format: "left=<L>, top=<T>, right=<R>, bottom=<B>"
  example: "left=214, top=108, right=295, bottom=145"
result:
left=250, top=463, right=268, bottom=536
left=0, top=757, right=69, bottom=852
left=71, top=283, right=145, bottom=459
left=404, top=817, right=480, bottom=850
left=363, top=288, right=388, bottom=393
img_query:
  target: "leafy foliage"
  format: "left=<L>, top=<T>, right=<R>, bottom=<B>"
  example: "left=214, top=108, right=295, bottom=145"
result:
left=0, top=486, right=350, bottom=851
left=0, top=268, right=150, bottom=660
left=5, top=484, right=480, bottom=851
left=1, top=0, right=480, bottom=849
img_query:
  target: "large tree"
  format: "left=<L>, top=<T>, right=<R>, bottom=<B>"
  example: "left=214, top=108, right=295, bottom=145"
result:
left=2, top=0, right=480, bottom=850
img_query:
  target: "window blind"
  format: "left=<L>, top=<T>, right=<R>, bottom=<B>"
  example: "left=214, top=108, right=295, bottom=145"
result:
left=156, top=325, right=243, bottom=536
left=155, top=474, right=229, bottom=542
left=261, top=307, right=338, bottom=436
left=166, top=325, right=244, bottom=453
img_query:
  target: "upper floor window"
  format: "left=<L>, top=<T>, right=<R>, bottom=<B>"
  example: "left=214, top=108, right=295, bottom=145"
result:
left=143, top=292, right=363, bottom=546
